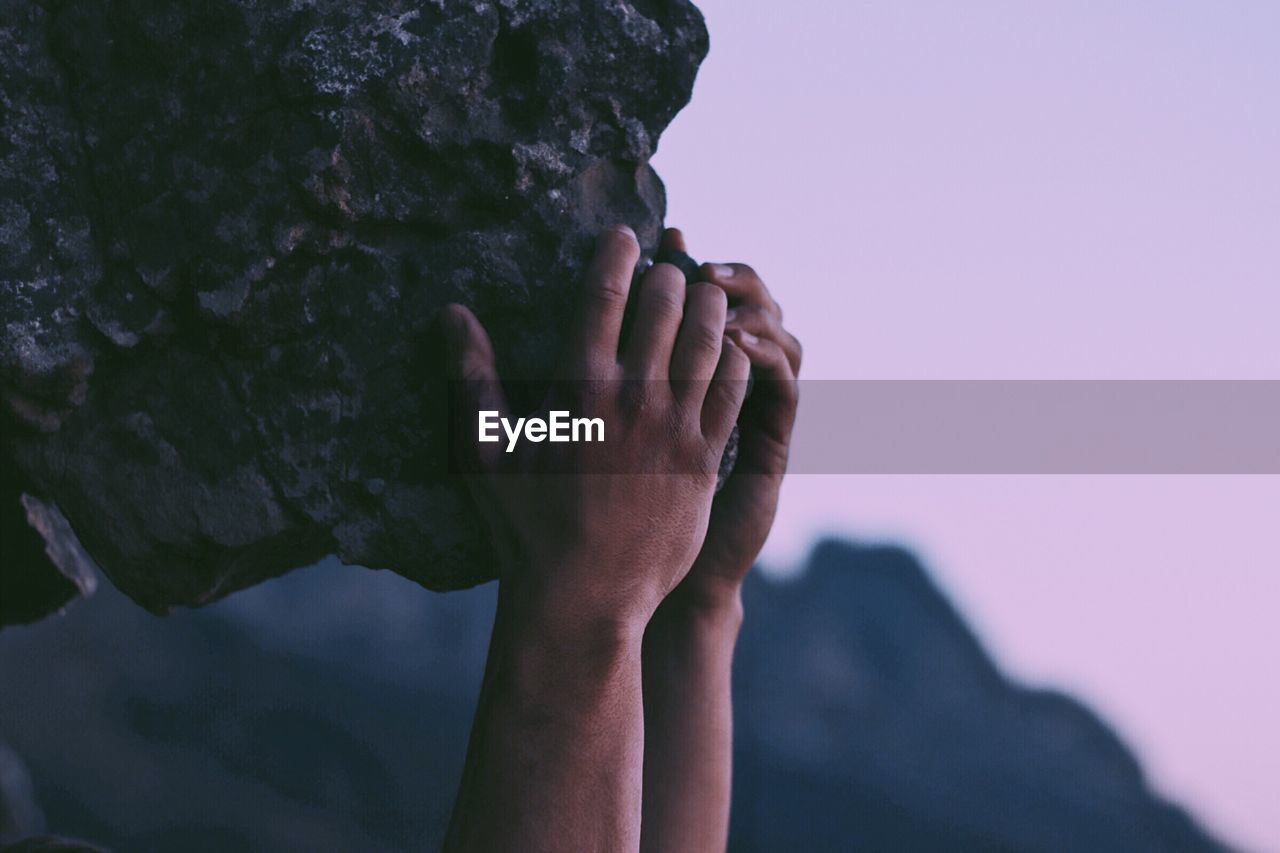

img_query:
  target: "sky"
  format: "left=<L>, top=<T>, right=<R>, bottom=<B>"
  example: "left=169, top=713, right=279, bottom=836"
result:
left=653, top=2, right=1280, bottom=849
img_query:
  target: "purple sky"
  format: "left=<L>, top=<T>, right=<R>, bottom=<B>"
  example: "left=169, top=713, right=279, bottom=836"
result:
left=654, top=2, right=1280, bottom=848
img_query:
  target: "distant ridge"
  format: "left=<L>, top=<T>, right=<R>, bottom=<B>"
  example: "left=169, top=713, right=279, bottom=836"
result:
left=731, top=540, right=1226, bottom=852
left=0, top=540, right=1228, bottom=851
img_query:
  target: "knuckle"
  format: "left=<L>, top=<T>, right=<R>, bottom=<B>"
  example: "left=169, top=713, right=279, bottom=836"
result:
left=761, top=338, right=788, bottom=362
left=736, top=304, right=769, bottom=327
left=566, top=376, right=607, bottom=408
left=690, top=281, right=728, bottom=309
left=590, top=275, right=629, bottom=304
left=621, top=379, right=661, bottom=417
left=686, top=309, right=725, bottom=348
left=665, top=404, right=692, bottom=439
left=692, top=324, right=723, bottom=353
left=647, top=284, right=685, bottom=319
left=690, top=443, right=721, bottom=480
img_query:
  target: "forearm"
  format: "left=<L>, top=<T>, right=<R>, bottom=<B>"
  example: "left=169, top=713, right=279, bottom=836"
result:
left=445, top=579, right=647, bottom=853
left=640, top=581, right=744, bottom=853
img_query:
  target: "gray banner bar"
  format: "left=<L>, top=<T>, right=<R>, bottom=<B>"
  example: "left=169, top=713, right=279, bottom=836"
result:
left=789, top=381, right=1280, bottom=473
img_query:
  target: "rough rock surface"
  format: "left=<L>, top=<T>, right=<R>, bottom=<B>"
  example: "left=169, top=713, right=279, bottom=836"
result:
left=0, top=0, right=708, bottom=612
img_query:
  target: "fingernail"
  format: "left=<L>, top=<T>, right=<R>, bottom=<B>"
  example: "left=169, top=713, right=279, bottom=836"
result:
left=710, top=263, right=735, bottom=279
left=725, top=308, right=738, bottom=323
left=606, top=224, right=637, bottom=241
left=736, top=329, right=759, bottom=345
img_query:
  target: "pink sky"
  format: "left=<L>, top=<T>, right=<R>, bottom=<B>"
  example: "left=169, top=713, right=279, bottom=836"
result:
left=654, top=2, right=1280, bottom=849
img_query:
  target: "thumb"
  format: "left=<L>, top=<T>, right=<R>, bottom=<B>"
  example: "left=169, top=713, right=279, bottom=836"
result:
left=442, top=303, right=510, bottom=470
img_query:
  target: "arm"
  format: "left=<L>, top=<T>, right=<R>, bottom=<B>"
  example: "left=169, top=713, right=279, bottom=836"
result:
left=444, top=578, right=647, bottom=852
left=641, top=229, right=802, bottom=853
left=442, top=225, right=751, bottom=853
left=640, top=577, right=743, bottom=853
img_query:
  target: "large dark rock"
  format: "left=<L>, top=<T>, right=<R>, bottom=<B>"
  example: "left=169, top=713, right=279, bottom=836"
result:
left=0, top=0, right=708, bottom=613
left=0, top=453, right=96, bottom=627
left=0, top=540, right=1228, bottom=851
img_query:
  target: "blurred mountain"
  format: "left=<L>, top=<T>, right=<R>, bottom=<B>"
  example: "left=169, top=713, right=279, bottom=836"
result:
left=730, top=541, right=1224, bottom=852
left=0, top=541, right=1225, bottom=852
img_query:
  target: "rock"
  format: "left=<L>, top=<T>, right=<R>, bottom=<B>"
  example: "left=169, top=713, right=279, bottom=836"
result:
left=0, top=541, right=1227, bottom=850
left=0, top=0, right=708, bottom=612
left=0, top=741, right=44, bottom=845
left=730, top=541, right=1224, bottom=852
left=0, top=452, right=97, bottom=628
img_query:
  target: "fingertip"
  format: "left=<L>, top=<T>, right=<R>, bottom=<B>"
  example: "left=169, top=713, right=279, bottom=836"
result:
left=689, top=279, right=729, bottom=308
left=593, top=224, right=642, bottom=277
left=701, top=262, right=737, bottom=281
left=661, top=226, right=688, bottom=253
left=441, top=302, right=472, bottom=321
left=644, top=261, right=688, bottom=292
left=600, top=223, right=638, bottom=245
left=441, top=302, right=499, bottom=372
left=440, top=303, right=472, bottom=352
left=651, top=259, right=682, bottom=275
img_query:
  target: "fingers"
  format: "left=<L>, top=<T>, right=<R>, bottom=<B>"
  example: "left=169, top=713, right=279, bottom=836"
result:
left=677, top=241, right=799, bottom=474
left=566, top=225, right=640, bottom=377
left=660, top=227, right=688, bottom=255
left=623, top=262, right=686, bottom=380
left=725, top=305, right=802, bottom=375
left=700, top=262, right=780, bottom=319
left=671, top=283, right=728, bottom=387
left=726, top=330, right=799, bottom=475
left=701, top=336, right=751, bottom=449
left=443, top=303, right=510, bottom=469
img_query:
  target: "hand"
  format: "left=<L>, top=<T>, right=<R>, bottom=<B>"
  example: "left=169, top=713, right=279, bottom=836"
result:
left=443, top=225, right=752, bottom=637
left=660, top=228, right=802, bottom=612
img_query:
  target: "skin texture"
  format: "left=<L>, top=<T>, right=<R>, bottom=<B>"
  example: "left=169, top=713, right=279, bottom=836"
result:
left=441, top=225, right=800, bottom=852
left=641, top=229, right=802, bottom=853
left=441, top=225, right=751, bottom=853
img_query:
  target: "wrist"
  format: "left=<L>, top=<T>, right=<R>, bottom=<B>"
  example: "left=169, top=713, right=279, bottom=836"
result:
left=651, top=577, right=745, bottom=643
left=662, top=571, right=745, bottom=622
left=644, top=578, right=743, bottom=676
left=491, top=578, right=644, bottom=717
left=498, top=562, right=651, bottom=649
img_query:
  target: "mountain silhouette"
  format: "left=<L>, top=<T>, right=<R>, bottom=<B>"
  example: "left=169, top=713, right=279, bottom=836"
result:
left=0, top=540, right=1226, bottom=851
left=729, top=541, right=1223, bottom=851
